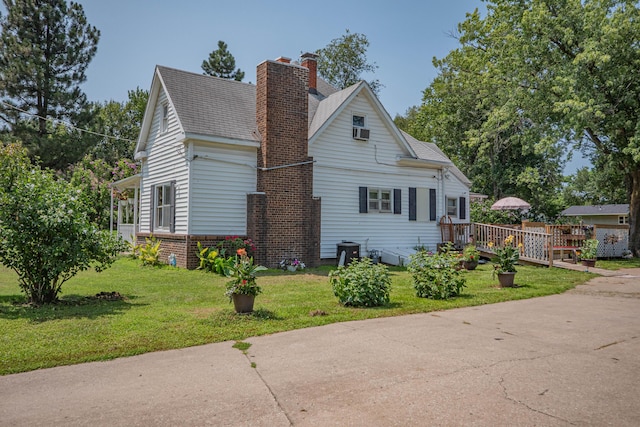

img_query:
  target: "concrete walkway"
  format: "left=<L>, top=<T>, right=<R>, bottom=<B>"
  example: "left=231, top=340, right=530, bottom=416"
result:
left=1, top=270, right=639, bottom=426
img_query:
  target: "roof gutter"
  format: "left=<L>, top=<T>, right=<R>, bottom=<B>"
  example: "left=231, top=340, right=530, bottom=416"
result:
left=395, top=156, right=452, bottom=168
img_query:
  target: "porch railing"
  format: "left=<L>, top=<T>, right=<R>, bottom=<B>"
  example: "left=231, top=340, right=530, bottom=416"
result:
left=473, top=223, right=553, bottom=266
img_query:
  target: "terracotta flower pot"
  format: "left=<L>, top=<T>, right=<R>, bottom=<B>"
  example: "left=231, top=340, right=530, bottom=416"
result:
left=497, top=272, right=516, bottom=287
left=232, top=293, right=255, bottom=313
left=581, top=259, right=596, bottom=268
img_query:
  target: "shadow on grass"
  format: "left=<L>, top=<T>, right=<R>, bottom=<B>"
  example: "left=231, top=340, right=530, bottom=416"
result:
left=207, top=308, right=283, bottom=325
left=0, top=293, right=143, bottom=322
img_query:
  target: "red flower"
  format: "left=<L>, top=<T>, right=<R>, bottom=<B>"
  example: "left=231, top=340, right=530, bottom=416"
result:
left=237, top=248, right=247, bottom=257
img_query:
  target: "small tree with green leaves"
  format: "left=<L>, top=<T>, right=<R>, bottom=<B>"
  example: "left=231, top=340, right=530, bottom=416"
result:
left=315, top=29, right=382, bottom=94
left=0, top=143, right=125, bottom=304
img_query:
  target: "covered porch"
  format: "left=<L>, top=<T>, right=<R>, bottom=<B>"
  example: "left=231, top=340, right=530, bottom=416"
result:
left=110, top=174, right=141, bottom=244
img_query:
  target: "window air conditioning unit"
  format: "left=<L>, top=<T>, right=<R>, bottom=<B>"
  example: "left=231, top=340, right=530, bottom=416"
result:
left=353, top=127, right=370, bottom=141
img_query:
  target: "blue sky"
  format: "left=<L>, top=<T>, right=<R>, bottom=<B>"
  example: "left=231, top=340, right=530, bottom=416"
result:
left=79, top=0, right=485, bottom=117
left=5, top=0, right=589, bottom=172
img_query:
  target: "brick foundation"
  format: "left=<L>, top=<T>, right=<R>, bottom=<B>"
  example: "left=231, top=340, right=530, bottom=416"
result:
left=136, top=233, right=249, bottom=270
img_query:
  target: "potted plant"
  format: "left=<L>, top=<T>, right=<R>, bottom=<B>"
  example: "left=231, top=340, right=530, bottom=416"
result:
left=462, top=244, right=480, bottom=270
left=279, top=258, right=306, bottom=272
left=489, top=235, right=522, bottom=287
left=579, top=239, right=599, bottom=268
left=225, top=248, right=267, bottom=313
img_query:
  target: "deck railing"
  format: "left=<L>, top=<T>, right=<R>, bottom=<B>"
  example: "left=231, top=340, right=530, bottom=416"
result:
left=473, top=223, right=553, bottom=266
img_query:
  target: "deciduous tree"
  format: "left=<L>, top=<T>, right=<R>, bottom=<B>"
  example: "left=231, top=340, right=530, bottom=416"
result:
left=411, top=0, right=640, bottom=252
left=315, top=29, right=382, bottom=94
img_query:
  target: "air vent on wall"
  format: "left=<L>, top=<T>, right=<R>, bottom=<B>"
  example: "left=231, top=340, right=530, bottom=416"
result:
left=353, top=127, right=370, bottom=141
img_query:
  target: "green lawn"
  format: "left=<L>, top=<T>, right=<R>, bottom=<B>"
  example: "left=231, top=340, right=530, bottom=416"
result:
left=594, top=258, right=640, bottom=270
left=0, top=257, right=597, bottom=375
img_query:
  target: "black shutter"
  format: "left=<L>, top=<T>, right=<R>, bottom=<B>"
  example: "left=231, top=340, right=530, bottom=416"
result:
left=149, top=185, right=155, bottom=231
left=359, top=187, right=368, bottom=213
left=429, top=188, right=437, bottom=221
left=169, top=181, right=176, bottom=233
left=409, top=187, right=416, bottom=221
left=459, top=196, right=467, bottom=220
left=394, top=189, right=401, bottom=215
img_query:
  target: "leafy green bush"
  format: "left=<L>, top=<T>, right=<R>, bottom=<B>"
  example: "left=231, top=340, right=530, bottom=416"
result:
left=138, top=235, right=161, bottom=266
left=408, top=248, right=466, bottom=299
left=329, top=258, right=391, bottom=307
left=216, top=236, right=257, bottom=259
left=196, top=242, right=234, bottom=275
left=0, top=143, right=125, bottom=304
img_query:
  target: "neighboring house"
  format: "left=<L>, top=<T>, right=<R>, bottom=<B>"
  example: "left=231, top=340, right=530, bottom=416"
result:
left=118, top=53, right=471, bottom=268
left=561, top=204, right=630, bottom=226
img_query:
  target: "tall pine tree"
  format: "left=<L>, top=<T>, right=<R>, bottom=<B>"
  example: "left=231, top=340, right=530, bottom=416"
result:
left=201, top=40, right=244, bottom=81
left=0, top=0, right=100, bottom=169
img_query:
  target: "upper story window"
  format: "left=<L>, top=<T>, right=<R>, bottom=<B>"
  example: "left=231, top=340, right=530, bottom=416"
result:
left=161, top=103, right=169, bottom=133
left=619, top=215, right=629, bottom=224
left=352, top=114, right=370, bottom=140
left=369, top=188, right=392, bottom=213
left=446, top=197, right=458, bottom=217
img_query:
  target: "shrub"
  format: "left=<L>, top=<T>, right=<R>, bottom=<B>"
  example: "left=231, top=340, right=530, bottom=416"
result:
left=329, top=258, right=391, bottom=307
left=216, top=236, right=256, bottom=259
left=138, top=235, right=161, bottom=266
left=408, top=248, right=466, bottom=299
left=0, top=143, right=126, bottom=304
left=196, top=242, right=235, bottom=275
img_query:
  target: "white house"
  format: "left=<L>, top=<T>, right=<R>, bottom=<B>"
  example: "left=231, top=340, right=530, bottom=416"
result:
left=118, top=53, right=471, bottom=268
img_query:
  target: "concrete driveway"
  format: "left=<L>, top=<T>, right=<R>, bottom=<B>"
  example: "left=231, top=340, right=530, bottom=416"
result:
left=1, top=269, right=639, bottom=426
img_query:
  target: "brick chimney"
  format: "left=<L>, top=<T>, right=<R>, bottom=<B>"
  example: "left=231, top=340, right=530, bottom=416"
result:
left=300, top=52, right=318, bottom=95
left=247, top=58, right=321, bottom=268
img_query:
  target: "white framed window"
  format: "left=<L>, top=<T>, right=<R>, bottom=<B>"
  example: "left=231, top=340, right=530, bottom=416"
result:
left=619, top=215, right=628, bottom=224
left=161, top=103, right=169, bottom=133
left=352, top=114, right=365, bottom=128
left=154, top=183, right=173, bottom=230
left=369, top=188, right=392, bottom=213
left=446, top=197, right=458, bottom=217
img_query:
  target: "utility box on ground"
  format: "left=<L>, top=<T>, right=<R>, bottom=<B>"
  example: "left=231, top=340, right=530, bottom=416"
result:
left=336, top=242, right=360, bottom=266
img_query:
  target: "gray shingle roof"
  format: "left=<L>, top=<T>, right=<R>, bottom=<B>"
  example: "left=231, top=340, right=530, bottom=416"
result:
left=155, top=65, right=468, bottom=186
left=561, top=204, right=629, bottom=216
left=158, top=66, right=258, bottom=142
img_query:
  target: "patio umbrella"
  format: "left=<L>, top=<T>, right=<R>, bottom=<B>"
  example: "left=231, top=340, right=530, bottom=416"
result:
left=491, top=197, right=531, bottom=211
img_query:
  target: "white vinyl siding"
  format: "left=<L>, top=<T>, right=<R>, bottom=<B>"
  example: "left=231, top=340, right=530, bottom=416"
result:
left=139, top=88, right=189, bottom=233
left=310, top=92, right=470, bottom=259
left=189, top=142, right=257, bottom=235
